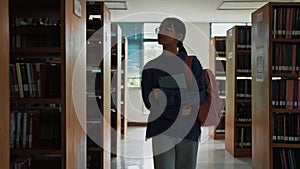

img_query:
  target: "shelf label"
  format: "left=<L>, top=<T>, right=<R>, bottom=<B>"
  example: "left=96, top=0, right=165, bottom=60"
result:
left=256, top=52, right=264, bottom=82
left=227, top=52, right=233, bottom=59
left=74, top=0, right=82, bottom=18
left=257, top=12, right=263, bottom=22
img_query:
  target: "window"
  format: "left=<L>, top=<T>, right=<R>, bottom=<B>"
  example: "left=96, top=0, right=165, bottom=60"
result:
left=116, top=22, right=162, bottom=87
left=127, top=23, right=162, bottom=87
left=143, top=23, right=162, bottom=65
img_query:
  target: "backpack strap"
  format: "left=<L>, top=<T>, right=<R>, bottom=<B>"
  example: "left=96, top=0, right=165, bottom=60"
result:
left=184, top=56, right=193, bottom=88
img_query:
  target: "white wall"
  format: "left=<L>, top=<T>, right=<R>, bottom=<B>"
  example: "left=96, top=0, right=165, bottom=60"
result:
left=126, top=22, right=210, bottom=123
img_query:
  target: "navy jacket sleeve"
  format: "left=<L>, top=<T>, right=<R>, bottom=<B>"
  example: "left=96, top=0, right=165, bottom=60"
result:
left=141, top=68, right=153, bottom=110
left=141, top=56, right=206, bottom=110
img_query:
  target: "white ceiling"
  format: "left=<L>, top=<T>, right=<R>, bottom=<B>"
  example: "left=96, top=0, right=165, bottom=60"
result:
left=110, top=0, right=297, bottom=23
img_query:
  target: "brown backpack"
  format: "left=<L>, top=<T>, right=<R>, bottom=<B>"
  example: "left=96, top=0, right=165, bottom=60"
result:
left=184, top=56, right=223, bottom=126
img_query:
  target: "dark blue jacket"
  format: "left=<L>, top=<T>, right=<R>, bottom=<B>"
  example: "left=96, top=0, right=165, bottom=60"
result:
left=141, top=52, right=206, bottom=141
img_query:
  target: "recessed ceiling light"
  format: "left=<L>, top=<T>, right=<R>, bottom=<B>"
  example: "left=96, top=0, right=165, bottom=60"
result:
left=104, top=1, right=127, bottom=10
left=87, top=0, right=128, bottom=10
left=218, top=1, right=268, bottom=10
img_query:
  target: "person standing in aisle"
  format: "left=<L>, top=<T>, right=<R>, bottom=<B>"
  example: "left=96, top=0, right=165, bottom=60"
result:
left=141, top=17, right=206, bottom=169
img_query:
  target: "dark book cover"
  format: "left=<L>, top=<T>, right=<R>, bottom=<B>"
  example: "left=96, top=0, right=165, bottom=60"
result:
left=40, top=63, right=50, bottom=98
left=31, top=112, right=41, bottom=148
left=20, top=63, right=30, bottom=98
left=48, top=64, right=61, bottom=98
left=10, top=64, right=19, bottom=98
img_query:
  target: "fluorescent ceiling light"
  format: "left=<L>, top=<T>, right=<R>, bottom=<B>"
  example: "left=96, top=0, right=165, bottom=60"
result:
left=104, top=1, right=127, bottom=10
left=88, top=0, right=128, bottom=10
left=219, top=0, right=295, bottom=10
left=218, top=1, right=268, bottom=10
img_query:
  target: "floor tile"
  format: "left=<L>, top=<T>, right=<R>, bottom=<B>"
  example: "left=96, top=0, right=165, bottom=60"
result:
left=111, top=127, right=252, bottom=169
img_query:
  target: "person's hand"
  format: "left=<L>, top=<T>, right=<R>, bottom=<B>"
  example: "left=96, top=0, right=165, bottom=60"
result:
left=152, top=88, right=160, bottom=100
left=182, top=106, right=191, bottom=116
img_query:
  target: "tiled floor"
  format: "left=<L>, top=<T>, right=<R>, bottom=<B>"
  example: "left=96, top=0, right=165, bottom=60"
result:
left=111, top=127, right=252, bottom=169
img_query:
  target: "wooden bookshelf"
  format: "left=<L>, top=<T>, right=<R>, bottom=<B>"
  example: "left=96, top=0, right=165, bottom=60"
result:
left=111, top=23, right=122, bottom=157
left=225, top=26, right=252, bottom=157
left=252, top=2, right=300, bottom=169
left=121, top=37, right=128, bottom=138
left=0, top=0, right=9, bottom=168
left=209, top=36, right=226, bottom=139
left=3, top=0, right=87, bottom=168
left=86, top=1, right=111, bottom=169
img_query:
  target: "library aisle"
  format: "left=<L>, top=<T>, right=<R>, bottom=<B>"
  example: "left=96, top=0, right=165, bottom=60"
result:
left=111, top=127, right=252, bottom=169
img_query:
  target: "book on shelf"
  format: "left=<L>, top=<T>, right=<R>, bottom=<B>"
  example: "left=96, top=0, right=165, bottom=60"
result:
left=273, top=7, right=300, bottom=39
left=9, top=108, right=62, bottom=149
left=236, top=79, right=252, bottom=99
left=237, top=28, right=251, bottom=49
left=274, top=148, right=299, bottom=169
left=272, top=112, right=300, bottom=143
left=48, top=63, right=61, bottom=98
left=9, top=62, right=61, bottom=98
left=236, top=127, right=252, bottom=148
left=215, top=60, right=226, bottom=76
left=237, top=53, right=251, bottom=74
left=10, top=156, right=31, bottom=169
left=216, top=80, right=226, bottom=96
left=15, top=63, right=24, bottom=98
left=215, top=37, right=226, bottom=56
left=236, top=102, right=252, bottom=124
left=272, top=79, right=300, bottom=109
left=272, top=43, right=299, bottom=74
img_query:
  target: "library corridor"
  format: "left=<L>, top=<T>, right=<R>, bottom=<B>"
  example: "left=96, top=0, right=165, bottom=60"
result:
left=111, top=127, right=252, bottom=169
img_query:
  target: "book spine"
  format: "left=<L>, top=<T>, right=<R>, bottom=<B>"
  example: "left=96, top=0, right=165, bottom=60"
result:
left=28, top=112, right=33, bottom=149
left=15, top=63, right=24, bottom=98
left=20, top=63, right=30, bottom=98
left=26, top=63, right=33, bottom=97
left=9, top=64, right=15, bottom=98
left=11, top=64, right=19, bottom=98
left=10, top=112, right=16, bottom=148
left=16, top=112, right=22, bottom=148
left=22, top=112, right=27, bottom=148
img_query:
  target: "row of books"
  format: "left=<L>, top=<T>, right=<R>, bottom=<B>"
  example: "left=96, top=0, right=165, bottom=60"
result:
left=13, top=17, right=61, bottom=27
left=214, top=37, right=226, bottom=56
left=236, top=127, right=252, bottom=148
left=236, top=102, right=252, bottom=124
left=10, top=109, right=61, bottom=149
left=236, top=79, right=252, bottom=99
left=272, top=112, right=300, bottom=143
left=272, top=79, right=300, bottom=109
left=87, top=151, right=101, bottom=169
left=237, top=28, right=251, bottom=49
left=11, top=34, right=60, bottom=48
left=273, top=7, right=300, bottom=39
left=9, top=62, right=61, bottom=99
left=215, top=60, right=226, bottom=76
left=10, top=156, right=31, bottom=169
left=272, top=43, right=300, bottom=74
left=236, top=53, right=251, bottom=74
left=11, top=155, right=61, bottom=169
left=273, top=148, right=299, bottom=169
left=217, top=80, right=226, bottom=96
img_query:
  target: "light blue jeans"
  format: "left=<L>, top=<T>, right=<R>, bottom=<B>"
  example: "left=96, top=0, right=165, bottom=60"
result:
left=152, top=135, right=199, bottom=169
